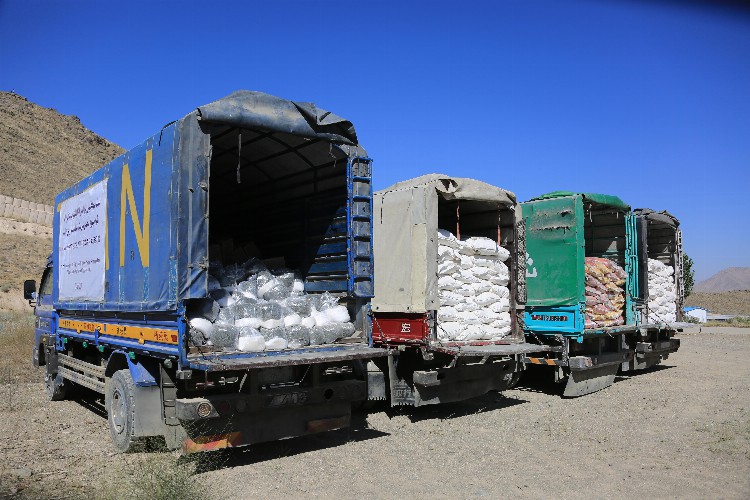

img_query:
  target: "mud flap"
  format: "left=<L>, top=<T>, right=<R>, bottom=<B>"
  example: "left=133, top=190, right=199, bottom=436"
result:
left=564, top=363, right=619, bottom=397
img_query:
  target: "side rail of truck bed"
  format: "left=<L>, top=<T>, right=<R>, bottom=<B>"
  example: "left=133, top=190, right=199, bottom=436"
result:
left=187, top=345, right=387, bottom=371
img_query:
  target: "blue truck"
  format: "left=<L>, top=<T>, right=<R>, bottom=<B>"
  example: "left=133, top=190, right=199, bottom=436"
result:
left=24, top=91, right=386, bottom=453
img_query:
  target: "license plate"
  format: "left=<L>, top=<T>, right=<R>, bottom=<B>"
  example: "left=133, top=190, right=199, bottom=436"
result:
left=267, top=392, right=308, bottom=408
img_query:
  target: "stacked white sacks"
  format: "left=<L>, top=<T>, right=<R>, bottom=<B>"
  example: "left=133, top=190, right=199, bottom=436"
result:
left=584, top=257, right=627, bottom=329
left=188, top=258, right=354, bottom=352
left=436, top=229, right=512, bottom=341
left=647, top=258, right=677, bottom=323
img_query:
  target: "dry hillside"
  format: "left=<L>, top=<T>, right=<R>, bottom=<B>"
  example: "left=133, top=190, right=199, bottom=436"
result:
left=685, top=290, right=750, bottom=316
left=0, top=91, right=124, bottom=204
left=694, top=267, right=750, bottom=293
left=0, top=91, right=123, bottom=310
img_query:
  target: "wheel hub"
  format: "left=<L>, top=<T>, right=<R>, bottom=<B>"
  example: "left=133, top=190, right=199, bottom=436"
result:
left=111, top=388, right=126, bottom=434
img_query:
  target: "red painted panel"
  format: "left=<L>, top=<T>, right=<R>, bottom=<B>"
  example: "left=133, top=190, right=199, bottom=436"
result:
left=371, top=313, right=430, bottom=345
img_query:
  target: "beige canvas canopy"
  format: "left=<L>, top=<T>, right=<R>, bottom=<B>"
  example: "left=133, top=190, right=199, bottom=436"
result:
left=372, top=174, right=518, bottom=313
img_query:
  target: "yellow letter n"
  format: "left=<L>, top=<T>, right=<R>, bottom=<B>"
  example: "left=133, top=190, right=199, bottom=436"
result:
left=119, top=149, right=152, bottom=267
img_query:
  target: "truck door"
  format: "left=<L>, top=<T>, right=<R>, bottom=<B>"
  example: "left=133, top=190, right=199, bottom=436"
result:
left=674, top=228, right=685, bottom=320
left=523, top=197, right=583, bottom=307
left=625, top=213, right=645, bottom=325
left=33, top=267, right=56, bottom=367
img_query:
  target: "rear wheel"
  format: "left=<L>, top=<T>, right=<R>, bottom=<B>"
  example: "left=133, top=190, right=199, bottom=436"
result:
left=506, top=371, right=522, bottom=389
left=106, top=369, right=138, bottom=452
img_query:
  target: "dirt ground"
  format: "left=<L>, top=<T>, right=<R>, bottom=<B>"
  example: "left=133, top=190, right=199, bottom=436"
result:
left=1, top=327, right=748, bottom=499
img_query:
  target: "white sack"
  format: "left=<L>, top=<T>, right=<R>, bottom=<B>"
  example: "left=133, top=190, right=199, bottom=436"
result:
left=189, top=318, right=215, bottom=338
left=265, top=337, right=288, bottom=350
left=326, top=305, right=351, bottom=323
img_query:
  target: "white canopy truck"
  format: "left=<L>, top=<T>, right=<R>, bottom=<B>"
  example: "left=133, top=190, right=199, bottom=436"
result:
left=368, top=175, right=541, bottom=406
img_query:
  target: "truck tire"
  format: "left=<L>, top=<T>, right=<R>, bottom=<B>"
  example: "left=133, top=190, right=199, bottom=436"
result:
left=105, top=369, right=138, bottom=453
left=506, top=371, right=522, bottom=389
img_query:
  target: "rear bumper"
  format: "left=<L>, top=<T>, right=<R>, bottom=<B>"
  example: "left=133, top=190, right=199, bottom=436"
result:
left=404, top=360, right=521, bottom=406
left=524, top=350, right=633, bottom=370
left=175, top=379, right=366, bottom=452
left=175, top=379, right=366, bottom=421
left=635, top=338, right=680, bottom=358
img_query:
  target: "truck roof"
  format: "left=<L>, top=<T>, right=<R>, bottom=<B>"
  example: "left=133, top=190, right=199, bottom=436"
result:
left=376, top=173, right=516, bottom=206
left=633, top=208, right=680, bottom=227
left=527, top=191, right=629, bottom=210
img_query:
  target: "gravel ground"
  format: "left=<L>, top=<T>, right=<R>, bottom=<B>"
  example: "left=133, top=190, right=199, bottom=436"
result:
left=1, top=328, right=749, bottom=499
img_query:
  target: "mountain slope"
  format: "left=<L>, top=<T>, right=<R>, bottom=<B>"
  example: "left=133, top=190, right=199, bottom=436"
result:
left=0, top=91, right=124, bottom=205
left=694, top=267, right=750, bottom=293
left=0, top=91, right=124, bottom=310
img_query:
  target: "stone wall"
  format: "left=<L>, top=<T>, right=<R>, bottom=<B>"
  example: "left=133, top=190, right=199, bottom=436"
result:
left=0, top=194, right=53, bottom=226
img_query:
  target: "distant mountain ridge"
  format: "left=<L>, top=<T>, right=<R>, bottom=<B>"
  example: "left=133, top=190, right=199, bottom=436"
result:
left=694, top=267, right=750, bottom=293
left=0, top=91, right=124, bottom=205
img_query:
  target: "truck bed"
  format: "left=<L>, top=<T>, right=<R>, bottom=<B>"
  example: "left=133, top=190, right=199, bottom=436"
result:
left=186, top=344, right=387, bottom=371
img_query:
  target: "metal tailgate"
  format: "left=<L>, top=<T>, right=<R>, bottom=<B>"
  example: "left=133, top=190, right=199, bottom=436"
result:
left=187, top=345, right=387, bottom=371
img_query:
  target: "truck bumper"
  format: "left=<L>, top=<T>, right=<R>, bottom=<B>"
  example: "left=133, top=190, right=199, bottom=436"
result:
left=622, top=338, right=681, bottom=371
left=389, top=355, right=522, bottom=407
left=174, top=379, right=366, bottom=453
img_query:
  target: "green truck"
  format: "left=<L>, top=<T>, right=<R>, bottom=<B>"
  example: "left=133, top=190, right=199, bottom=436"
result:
left=520, top=192, right=680, bottom=396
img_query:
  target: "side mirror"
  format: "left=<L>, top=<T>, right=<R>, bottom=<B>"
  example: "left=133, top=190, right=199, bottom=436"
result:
left=23, top=279, right=37, bottom=303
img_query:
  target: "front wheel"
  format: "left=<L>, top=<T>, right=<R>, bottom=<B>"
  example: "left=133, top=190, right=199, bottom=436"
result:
left=105, top=369, right=139, bottom=452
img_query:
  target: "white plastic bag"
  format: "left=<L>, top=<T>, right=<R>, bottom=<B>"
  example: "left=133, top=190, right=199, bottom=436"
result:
left=283, top=313, right=302, bottom=327
left=312, top=308, right=331, bottom=327
left=235, top=317, right=261, bottom=329
left=325, top=305, right=351, bottom=323
left=265, top=337, right=288, bottom=350
left=237, top=327, right=265, bottom=352
left=189, top=317, right=215, bottom=339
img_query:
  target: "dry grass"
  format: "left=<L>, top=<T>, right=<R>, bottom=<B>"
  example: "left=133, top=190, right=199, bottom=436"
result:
left=703, top=317, right=750, bottom=328
left=685, top=290, right=750, bottom=316
left=0, top=311, right=40, bottom=385
left=99, top=452, right=209, bottom=500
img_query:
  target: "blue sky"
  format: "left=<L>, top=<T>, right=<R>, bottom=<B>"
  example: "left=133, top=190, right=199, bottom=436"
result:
left=1, top=0, right=748, bottom=281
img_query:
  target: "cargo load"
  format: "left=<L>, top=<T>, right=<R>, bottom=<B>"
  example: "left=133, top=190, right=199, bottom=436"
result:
left=436, top=229, right=512, bottom=340
left=584, top=257, right=627, bottom=328
left=646, top=258, right=677, bottom=323
left=633, top=209, right=684, bottom=325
